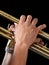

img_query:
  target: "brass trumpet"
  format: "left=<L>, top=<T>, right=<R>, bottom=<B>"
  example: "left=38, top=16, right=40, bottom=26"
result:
left=0, top=10, right=49, bottom=59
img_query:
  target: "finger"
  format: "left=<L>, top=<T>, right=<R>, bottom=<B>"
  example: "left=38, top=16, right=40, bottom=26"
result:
left=34, top=38, right=44, bottom=46
left=37, top=24, right=46, bottom=31
left=25, top=15, right=32, bottom=25
left=31, top=18, right=38, bottom=27
left=14, top=23, right=18, bottom=26
left=34, top=38, right=41, bottom=43
left=8, top=25, right=15, bottom=32
left=37, top=41, right=44, bottom=46
left=40, top=41, right=44, bottom=46
left=19, top=15, right=26, bottom=24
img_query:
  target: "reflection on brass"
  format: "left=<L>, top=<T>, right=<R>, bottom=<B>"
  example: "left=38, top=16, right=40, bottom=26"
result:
left=0, top=10, right=49, bottom=59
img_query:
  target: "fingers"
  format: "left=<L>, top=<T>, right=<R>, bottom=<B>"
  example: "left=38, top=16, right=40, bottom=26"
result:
left=25, top=15, right=32, bottom=25
left=37, top=24, right=46, bottom=31
left=19, top=15, right=38, bottom=27
left=31, top=18, right=38, bottom=27
left=19, top=15, right=26, bottom=24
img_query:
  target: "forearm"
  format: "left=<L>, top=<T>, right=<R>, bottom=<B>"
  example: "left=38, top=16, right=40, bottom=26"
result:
left=9, top=43, right=28, bottom=65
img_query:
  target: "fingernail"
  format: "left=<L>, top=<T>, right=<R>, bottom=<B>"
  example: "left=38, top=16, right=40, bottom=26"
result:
left=14, top=23, right=17, bottom=25
left=34, top=18, right=38, bottom=21
left=43, top=24, right=46, bottom=28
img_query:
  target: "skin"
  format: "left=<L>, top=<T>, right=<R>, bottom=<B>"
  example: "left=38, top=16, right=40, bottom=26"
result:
left=8, top=15, right=46, bottom=65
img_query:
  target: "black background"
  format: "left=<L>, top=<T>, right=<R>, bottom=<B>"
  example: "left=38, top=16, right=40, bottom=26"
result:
left=0, top=0, right=49, bottom=65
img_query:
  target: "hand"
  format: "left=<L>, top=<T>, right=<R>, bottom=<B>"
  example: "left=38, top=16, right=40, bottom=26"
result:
left=9, top=15, right=46, bottom=49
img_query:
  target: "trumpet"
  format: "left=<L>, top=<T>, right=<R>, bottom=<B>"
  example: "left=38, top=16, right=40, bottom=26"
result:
left=0, top=10, right=49, bottom=60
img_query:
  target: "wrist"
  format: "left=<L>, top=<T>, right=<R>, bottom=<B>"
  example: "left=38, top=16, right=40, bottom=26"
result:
left=14, top=42, right=29, bottom=51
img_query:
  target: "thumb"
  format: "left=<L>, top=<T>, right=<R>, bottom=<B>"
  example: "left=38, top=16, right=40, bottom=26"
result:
left=8, top=25, right=15, bottom=32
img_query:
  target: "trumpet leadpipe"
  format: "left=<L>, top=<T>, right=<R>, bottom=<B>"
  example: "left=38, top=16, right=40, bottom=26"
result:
left=0, top=10, right=19, bottom=23
left=0, top=32, right=13, bottom=40
left=0, top=27, right=13, bottom=35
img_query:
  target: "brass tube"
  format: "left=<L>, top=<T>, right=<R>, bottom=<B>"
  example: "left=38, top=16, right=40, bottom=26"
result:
left=30, top=44, right=49, bottom=59
left=39, top=31, right=49, bottom=40
left=0, top=32, right=13, bottom=40
left=0, top=10, right=19, bottom=23
left=0, top=27, right=13, bottom=35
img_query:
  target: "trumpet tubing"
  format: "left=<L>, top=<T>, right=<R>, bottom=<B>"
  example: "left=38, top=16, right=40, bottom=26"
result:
left=0, top=10, right=49, bottom=40
left=0, top=10, right=49, bottom=59
left=0, top=10, right=19, bottom=23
